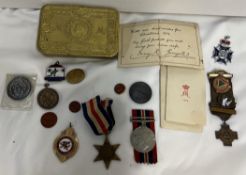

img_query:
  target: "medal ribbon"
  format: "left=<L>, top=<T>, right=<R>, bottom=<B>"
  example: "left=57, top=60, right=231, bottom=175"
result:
left=82, top=96, right=115, bottom=135
left=132, top=109, right=157, bottom=164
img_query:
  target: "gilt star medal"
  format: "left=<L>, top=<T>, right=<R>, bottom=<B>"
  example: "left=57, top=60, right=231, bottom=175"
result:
left=94, top=136, right=120, bottom=169
left=81, top=96, right=121, bottom=169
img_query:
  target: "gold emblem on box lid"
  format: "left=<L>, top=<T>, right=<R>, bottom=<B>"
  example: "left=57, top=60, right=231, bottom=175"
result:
left=37, top=4, right=119, bottom=58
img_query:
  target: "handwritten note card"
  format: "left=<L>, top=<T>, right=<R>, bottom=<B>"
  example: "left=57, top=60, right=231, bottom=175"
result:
left=119, top=20, right=203, bottom=69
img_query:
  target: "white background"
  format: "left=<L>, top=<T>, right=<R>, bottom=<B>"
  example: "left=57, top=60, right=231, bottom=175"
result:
left=0, top=0, right=245, bottom=16
left=0, top=8, right=246, bottom=175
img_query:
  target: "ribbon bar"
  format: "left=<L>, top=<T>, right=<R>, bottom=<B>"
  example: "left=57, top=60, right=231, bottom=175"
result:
left=132, top=109, right=158, bottom=164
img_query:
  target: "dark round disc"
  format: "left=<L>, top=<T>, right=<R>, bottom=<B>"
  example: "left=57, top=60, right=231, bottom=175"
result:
left=37, top=86, right=59, bottom=109
left=41, top=112, right=57, bottom=128
left=69, top=101, right=81, bottom=113
left=7, top=76, right=32, bottom=100
left=129, top=82, right=152, bottom=104
left=114, top=83, right=125, bottom=94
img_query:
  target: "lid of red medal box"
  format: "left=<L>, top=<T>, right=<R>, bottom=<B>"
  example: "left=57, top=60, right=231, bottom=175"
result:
left=1, top=0, right=246, bottom=17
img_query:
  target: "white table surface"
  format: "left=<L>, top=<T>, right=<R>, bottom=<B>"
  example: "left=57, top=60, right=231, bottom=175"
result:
left=0, top=8, right=246, bottom=175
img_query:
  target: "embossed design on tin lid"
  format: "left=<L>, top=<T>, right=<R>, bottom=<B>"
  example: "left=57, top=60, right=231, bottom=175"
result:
left=38, top=4, right=119, bottom=58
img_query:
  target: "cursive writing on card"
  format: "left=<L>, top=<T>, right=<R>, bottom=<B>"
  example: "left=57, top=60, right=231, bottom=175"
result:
left=129, top=25, right=160, bottom=60
left=119, top=20, right=202, bottom=68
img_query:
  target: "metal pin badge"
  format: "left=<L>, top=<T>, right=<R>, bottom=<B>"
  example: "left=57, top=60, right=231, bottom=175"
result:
left=45, top=61, right=65, bottom=81
left=53, top=123, right=79, bottom=162
left=208, top=70, right=238, bottom=146
left=212, top=36, right=233, bottom=65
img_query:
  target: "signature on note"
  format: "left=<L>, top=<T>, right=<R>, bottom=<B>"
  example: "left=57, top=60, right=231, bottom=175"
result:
left=137, top=48, right=160, bottom=60
left=162, top=49, right=195, bottom=59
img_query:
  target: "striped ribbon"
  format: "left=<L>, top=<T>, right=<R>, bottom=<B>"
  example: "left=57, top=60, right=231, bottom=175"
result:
left=82, top=96, right=115, bottom=135
left=132, top=109, right=157, bottom=164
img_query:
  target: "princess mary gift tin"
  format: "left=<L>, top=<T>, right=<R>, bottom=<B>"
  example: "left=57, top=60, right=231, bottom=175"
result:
left=37, top=4, right=119, bottom=58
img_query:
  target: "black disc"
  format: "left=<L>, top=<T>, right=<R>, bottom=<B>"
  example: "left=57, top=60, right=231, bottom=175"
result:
left=129, top=82, right=152, bottom=104
left=7, top=76, right=32, bottom=100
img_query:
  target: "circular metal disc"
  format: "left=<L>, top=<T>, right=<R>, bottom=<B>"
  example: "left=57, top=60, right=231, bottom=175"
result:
left=69, top=101, right=81, bottom=113
left=213, top=76, right=230, bottom=93
left=66, top=69, right=85, bottom=84
left=37, top=87, right=59, bottom=109
left=41, top=112, right=57, bottom=128
left=57, top=136, right=74, bottom=155
left=129, top=82, right=152, bottom=104
left=114, top=83, right=125, bottom=94
left=7, top=76, right=32, bottom=100
left=130, top=126, right=156, bottom=153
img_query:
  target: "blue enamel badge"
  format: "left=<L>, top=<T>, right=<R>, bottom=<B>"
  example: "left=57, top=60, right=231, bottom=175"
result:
left=45, top=61, right=65, bottom=81
left=212, top=36, right=233, bottom=65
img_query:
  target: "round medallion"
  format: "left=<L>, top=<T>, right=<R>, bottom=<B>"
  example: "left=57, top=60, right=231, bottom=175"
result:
left=66, top=69, right=85, bottom=84
left=129, top=82, right=152, bottom=104
left=41, top=112, right=57, bottom=128
left=130, top=126, right=156, bottom=153
left=69, top=101, right=81, bottom=113
left=213, top=76, right=231, bottom=93
left=37, top=84, right=59, bottom=109
left=114, top=83, right=125, bottom=94
left=7, top=76, right=32, bottom=100
left=57, top=136, right=74, bottom=154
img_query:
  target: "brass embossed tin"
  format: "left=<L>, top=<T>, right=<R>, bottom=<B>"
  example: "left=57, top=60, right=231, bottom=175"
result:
left=37, top=4, right=119, bottom=58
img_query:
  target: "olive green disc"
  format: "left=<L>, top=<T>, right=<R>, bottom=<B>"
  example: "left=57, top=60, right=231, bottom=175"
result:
left=66, top=69, right=85, bottom=84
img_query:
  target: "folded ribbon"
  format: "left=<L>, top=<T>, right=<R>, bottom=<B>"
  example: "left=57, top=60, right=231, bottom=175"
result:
left=82, top=96, right=115, bottom=135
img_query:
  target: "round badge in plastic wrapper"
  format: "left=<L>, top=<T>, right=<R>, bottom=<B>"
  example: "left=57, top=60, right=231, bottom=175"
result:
left=1, top=74, right=37, bottom=110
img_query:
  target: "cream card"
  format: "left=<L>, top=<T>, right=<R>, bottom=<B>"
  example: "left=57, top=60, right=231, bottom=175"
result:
left=161, top=121, right=203, bottom=132
left=119, top=20, right=203, bottom=69
left=160, top=66, right=206, bottom=132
